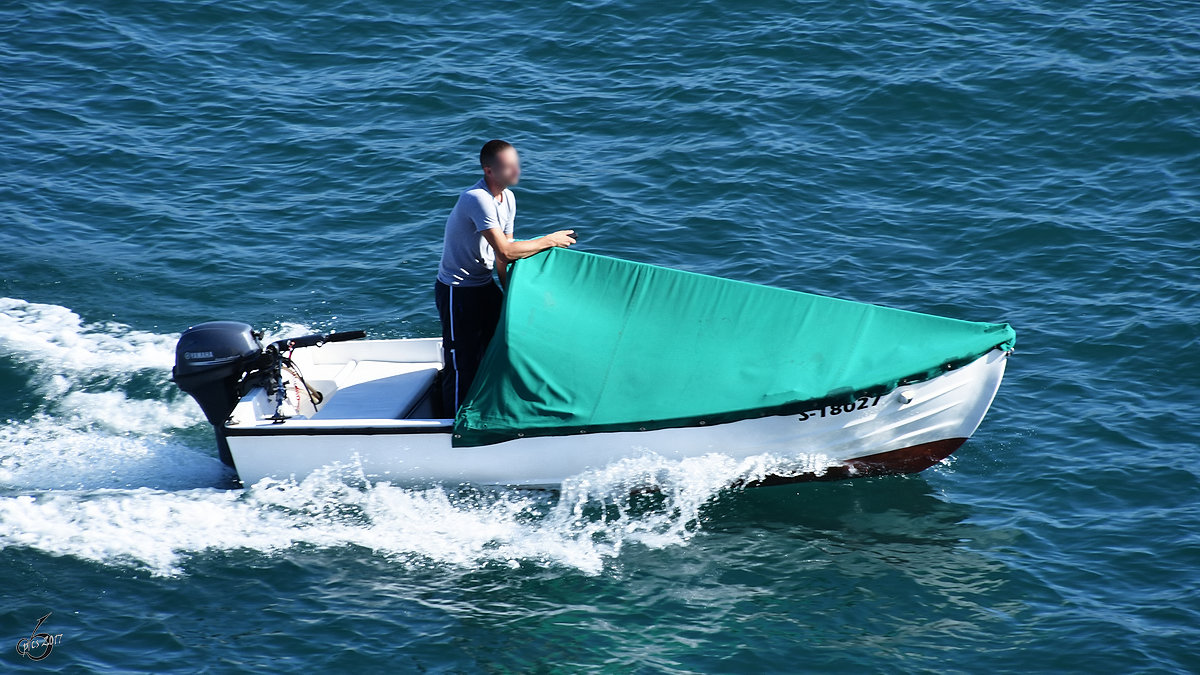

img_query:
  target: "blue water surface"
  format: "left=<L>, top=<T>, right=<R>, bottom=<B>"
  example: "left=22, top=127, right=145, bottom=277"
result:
left=1, top=0, right=1197, bottom=672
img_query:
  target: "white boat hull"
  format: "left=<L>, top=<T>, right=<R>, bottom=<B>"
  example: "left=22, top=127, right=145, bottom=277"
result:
left=222, top=338, right=1009, bottom=488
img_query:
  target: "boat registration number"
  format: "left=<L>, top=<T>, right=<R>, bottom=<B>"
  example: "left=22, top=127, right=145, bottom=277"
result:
left=797, top=395, right=882, bottom=421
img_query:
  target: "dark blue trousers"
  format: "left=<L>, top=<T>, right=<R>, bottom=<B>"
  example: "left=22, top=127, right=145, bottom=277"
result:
left=434, top=280, right=503, bottom=416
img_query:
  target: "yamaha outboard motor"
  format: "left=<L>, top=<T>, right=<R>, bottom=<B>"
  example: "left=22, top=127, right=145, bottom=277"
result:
left=173, top=321, right=263, bottom=467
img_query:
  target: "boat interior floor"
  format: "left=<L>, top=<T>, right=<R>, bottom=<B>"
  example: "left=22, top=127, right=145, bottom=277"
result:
left=309, top=359, right=440, bottom=420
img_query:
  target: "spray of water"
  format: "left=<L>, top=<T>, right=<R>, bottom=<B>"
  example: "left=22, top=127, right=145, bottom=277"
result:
left=0, top=298, right=224, bottom=490
left=0, top=299, right=834, bottom=576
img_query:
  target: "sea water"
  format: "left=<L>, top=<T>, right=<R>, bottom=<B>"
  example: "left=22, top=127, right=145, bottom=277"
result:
left=1, top=0, right=1197, bottom=671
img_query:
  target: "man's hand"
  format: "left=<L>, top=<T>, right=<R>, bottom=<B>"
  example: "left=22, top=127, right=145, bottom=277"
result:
left=543, top=230, right=576, bottom=248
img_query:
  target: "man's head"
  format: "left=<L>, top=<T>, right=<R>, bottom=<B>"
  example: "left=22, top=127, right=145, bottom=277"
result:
left=480, top=139, right=520, bottom=187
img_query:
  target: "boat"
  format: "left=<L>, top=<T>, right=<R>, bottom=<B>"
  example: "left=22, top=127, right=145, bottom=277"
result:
left=173, top=249, right=1015, bottom=488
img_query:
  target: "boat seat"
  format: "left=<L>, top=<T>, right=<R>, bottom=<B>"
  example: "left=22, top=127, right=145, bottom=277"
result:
left=311, top=360, right=440, bottom=420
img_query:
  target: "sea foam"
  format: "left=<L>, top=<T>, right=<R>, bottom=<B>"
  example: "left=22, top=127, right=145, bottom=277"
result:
left=0, top=298, right=826, bottom=576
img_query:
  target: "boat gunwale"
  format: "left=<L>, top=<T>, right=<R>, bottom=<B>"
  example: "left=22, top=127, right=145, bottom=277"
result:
left=224, top=420, right=453, bottom=437
left=224, top=349, right=1010, bottom=441
left=454, top=347, right=1014, bottom=447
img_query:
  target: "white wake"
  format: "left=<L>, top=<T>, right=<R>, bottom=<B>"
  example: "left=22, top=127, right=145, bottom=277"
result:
left=0, top=298, right=825, bottom=576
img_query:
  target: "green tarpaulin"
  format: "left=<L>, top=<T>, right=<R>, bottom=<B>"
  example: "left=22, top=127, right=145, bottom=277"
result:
left=453, top=249, right=1015, bottom=447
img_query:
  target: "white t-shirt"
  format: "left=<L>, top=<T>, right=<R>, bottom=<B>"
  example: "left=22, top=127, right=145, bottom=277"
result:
left=436, top=177, right=515, bottom=286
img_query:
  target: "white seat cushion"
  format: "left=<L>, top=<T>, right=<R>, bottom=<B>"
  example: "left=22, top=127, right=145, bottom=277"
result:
left=311, top=360, right=439, bottom=420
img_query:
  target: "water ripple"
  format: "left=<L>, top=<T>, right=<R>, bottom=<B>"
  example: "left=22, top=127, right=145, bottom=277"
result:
left=1, top=0, right=1198, bottom=670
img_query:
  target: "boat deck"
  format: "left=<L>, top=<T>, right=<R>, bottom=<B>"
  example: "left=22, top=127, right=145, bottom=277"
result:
left=309, top=360, right=439, bottom=420
left=228, top=337, right=444, bottom=426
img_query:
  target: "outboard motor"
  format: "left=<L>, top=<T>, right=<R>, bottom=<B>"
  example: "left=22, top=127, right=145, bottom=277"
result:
left=173, top=321, right=263, bottom=467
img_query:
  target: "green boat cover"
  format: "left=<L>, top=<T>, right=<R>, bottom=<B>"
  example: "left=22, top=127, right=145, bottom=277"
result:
left=453, top=249, right=1015, bottom=447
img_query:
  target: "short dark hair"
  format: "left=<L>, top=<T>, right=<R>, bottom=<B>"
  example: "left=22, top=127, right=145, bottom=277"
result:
left=480, top=139, right=514, bottom=168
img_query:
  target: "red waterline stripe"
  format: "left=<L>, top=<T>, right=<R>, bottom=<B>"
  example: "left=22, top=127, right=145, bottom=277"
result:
left=741, top=437, right=968, bottom=488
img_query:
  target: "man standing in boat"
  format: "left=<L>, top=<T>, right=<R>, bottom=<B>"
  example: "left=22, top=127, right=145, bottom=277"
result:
left=435, top=139, right=576, bottom=415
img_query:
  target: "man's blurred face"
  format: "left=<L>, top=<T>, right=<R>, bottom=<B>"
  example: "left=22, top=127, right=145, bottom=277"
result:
left=485, top=147, right=521, bottom=187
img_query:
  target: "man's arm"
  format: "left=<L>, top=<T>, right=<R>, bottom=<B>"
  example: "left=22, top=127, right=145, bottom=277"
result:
left=496, top=250, right=511, bottom=289
left=486, top=229, right=573, bottom=290
left=482, top=227, right=575, bottom=262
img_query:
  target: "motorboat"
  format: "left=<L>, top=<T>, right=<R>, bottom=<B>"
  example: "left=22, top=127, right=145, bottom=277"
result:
left=173, top=249, right=1015, bottom=488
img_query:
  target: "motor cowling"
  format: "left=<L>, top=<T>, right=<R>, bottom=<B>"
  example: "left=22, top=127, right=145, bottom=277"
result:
left=173, top=321, right=263, bottom=467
